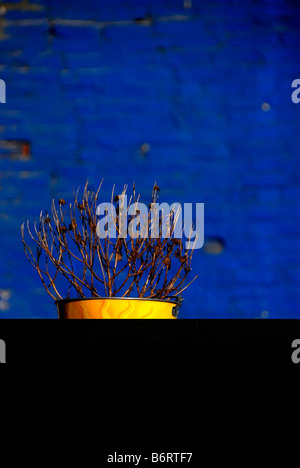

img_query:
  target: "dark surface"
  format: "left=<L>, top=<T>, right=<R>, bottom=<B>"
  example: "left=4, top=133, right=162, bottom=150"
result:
left=0, top=319, right=299, bottom=459
left=1, top=319, right=298, bottom=373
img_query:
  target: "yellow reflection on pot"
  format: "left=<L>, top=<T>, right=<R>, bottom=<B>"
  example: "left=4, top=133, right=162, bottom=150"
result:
left=56, top=298, right=177, bottom=319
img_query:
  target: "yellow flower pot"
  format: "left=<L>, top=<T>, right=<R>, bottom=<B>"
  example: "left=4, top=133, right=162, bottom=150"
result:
left=55, top=297, right=181, bottom=319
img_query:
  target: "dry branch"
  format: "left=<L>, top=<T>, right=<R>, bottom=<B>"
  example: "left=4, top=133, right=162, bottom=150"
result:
left=21, top=182, right=198, bottom=300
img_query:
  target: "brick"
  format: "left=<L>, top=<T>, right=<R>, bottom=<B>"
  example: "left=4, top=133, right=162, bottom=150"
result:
left=0, top=0, right=300, bottom=318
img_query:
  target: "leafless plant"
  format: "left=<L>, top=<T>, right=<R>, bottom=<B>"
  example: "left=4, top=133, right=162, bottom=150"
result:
left=21, top=181, right=198, bottom=300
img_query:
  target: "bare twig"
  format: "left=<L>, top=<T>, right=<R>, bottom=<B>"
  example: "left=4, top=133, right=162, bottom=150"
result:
left=21, top=182, right=197, bottom=300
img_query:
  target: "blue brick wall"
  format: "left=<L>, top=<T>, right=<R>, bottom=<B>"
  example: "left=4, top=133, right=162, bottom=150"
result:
left=0, top=0, right=299, bottom=318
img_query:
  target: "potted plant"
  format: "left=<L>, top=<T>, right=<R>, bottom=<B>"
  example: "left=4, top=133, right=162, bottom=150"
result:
left=21, top=182, right=198, bottom=319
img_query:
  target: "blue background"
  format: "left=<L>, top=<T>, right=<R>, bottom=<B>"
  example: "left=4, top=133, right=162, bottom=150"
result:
left=0, top=0, right=299, bottom=318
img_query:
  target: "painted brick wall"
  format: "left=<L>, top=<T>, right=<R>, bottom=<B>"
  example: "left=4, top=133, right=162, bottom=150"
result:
left=0, top=0, right=299, bottom=318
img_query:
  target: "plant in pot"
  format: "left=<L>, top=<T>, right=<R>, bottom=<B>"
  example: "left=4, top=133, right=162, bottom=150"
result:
left=21, top=182, right=198, bottom=319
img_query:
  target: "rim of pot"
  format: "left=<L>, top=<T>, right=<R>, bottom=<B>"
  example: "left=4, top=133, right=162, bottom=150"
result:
left=55, top=296, right=179, bottom=306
